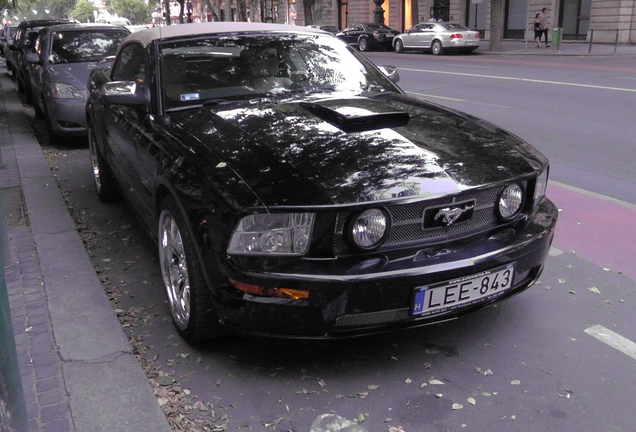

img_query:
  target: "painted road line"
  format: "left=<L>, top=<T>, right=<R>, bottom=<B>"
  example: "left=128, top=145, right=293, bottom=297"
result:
left=585, top=325, right=636, bottom=361
left=400, top=68, right=636, bottom=93
left=407, top=91, right=510, bottom=109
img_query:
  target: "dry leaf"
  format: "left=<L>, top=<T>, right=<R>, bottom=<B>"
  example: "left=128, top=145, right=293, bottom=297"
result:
left=405, top=378, right=412, bottom=384
left=452, top=403, right=463, bottom=410
left=587, top=287, right=601, bottom=295
left=429, top=379, right=444, bottom=385
left=511, top=380, right=521, bottom=385
left=467, top=397, right=476, bottom=405
left=368, top=385, right=380, bottom=390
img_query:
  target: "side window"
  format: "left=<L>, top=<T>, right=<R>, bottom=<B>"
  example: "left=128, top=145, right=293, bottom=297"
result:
left=111, top=43, right=146, bottom=82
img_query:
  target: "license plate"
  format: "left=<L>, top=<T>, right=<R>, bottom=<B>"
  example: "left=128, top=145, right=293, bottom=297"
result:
left=411, top=264, right=515, bottom=317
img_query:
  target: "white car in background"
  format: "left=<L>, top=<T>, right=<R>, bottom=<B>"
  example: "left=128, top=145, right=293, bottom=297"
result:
left=393, top=22, right=481, bottom=55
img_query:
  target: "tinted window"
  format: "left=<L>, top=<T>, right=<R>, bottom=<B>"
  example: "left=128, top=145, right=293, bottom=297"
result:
left=51, top=30, right=129, bottom=63
left=441, top=23, right=469, bottom=31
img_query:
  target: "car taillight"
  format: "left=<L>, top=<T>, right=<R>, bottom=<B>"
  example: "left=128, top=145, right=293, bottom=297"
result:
left=475, top=32, right=481, bottom=38
left=450, top=33, right=463, bottom=39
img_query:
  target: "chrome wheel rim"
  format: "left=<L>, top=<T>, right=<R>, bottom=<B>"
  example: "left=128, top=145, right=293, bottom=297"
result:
left=88, top=128, right=102, bottom=193
left=359, top=38, right=367, bottom=51
left=158, top=209, right=191, bottom=330
left=432, top=42, right=441, bottom=55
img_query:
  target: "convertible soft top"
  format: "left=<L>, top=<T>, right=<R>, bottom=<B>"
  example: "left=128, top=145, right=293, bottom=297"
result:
left=125, top=22, right=327, bottom=47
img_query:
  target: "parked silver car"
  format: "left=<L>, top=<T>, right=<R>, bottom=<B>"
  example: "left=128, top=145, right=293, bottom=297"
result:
left=25, top=23, right=129, bottom=141
left=393, top=22, right=480, bottom=55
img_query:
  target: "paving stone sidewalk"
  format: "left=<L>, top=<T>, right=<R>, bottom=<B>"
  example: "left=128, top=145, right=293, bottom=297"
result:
left=0, top=64, right=171, bottom=432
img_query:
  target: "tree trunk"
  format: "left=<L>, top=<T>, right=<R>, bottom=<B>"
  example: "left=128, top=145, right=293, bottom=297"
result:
left=164, top=0, right=171, bottom=24
left=489, top=0, right=504, bottom=51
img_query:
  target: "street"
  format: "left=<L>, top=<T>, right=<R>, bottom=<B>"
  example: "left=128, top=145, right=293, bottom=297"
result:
left=15, top=51, right=636, bottom=432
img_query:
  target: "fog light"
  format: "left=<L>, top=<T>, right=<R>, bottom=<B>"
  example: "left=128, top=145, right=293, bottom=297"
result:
left=347, top=208, right=389, bottom=250
left=498, top=183, right=524, bottom=220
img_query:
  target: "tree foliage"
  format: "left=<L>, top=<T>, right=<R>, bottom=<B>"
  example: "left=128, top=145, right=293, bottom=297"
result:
left=71, top=0, right=95, bottom=22
left=111, top=0, right=153, bottom=23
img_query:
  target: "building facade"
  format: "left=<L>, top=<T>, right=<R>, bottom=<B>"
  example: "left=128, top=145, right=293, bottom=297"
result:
left=252, top=0, right=635, bottom=43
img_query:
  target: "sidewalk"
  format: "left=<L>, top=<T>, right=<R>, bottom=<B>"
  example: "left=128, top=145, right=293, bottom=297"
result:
left=0, top=65, right=171, bottom=431
left=479, top=39, right=636, bottom=56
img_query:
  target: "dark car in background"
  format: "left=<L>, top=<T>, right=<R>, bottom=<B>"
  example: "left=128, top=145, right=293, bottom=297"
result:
left=86, top=22, right=557, bottom=343
left=393, top=22, right=481, bottom=55
left=336, top=23, right=399, bottom=51
left=7, top=18, right=75, bottom=101
left=306, top=24, right=338, bottom=35
left=25, top=23, right=129, bottom=141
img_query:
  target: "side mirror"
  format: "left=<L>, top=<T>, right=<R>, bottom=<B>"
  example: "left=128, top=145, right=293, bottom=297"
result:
left=102, top=81, right=147, bottom=106
left=24, top=52, right=40, bottom=64
left=378, top=65, right=400, bottom=84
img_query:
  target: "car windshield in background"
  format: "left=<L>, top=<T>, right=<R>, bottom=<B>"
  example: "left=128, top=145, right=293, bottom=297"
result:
left=160, top=34, right=397, bottom=110
left=51, top=30, right=129, bottom=63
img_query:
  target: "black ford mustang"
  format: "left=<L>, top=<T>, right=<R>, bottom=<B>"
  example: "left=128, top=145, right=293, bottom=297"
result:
left=86, top=23, right=558, bottom=342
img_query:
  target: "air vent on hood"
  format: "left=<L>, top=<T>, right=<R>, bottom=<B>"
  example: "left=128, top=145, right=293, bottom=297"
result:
left=300, top=102, right=410, bottom=133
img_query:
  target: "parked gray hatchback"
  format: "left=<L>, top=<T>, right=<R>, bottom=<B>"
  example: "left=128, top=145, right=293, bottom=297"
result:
left=25, top=23, right=129, bottom=141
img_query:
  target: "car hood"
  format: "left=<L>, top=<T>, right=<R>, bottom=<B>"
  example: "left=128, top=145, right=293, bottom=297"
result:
left=173, top=92, right=547, bottom=207
left=47, top=62, right=96, bottom=92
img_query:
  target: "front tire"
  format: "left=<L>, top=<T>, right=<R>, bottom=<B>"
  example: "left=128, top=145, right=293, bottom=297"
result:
left=358, top=37, right=368, bottom=52
left=431, top=40, right=444, bottom=55
left=394, top=39, right=404, bottom=53
left=88, top=121, right=119, bottom=201
left=158, top=196, right=225, bottom=343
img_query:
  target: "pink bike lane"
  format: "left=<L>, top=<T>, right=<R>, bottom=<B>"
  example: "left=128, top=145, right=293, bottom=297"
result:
left=547, top=182, right=636, bottom=281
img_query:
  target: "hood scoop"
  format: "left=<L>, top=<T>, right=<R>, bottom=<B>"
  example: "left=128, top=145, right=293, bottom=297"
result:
left=300, top=101, right=410, bottom=133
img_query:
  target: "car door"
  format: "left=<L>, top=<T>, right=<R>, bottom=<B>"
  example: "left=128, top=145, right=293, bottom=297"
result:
left=28, top=30, right=48, bottom=112
left=101, top=42, right=156, bottom=226
left=421, top=24, right=436, bottom=48
left=339, top=24, right=363, bottom=45
left=402, top=24, right=426, bottom=49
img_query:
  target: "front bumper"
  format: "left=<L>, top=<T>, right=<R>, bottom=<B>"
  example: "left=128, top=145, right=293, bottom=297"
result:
left=214, top=198, right=558, bottom=339
left=46, top=97, right=88, bottom=137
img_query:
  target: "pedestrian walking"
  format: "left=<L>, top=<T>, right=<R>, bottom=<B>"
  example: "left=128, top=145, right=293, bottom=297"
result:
left=533, top=13, right=543, bottom=48
left=539, top=7, right=550, bottom=47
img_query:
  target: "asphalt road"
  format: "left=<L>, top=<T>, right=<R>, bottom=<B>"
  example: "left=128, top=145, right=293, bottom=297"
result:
left=15, top=51, right=636, bottom=432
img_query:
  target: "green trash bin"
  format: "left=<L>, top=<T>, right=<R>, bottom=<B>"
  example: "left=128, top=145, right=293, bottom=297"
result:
left=552, top=28, right=561, bottom=46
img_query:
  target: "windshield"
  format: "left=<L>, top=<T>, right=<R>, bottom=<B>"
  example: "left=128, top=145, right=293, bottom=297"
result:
left=159, top=33, right=399, bottom=111
left=51, top=29, right=130, bottom=63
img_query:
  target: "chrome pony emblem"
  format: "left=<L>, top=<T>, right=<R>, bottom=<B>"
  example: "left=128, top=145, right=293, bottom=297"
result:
left=433, top=203, right=475, bottom=226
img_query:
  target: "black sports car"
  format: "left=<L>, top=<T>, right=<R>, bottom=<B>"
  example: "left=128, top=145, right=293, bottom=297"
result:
left=86, top=22, right=557, bottom=342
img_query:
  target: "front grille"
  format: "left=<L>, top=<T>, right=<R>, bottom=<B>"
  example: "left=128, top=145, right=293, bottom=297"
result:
left=334, top=186, right=512, bottom=254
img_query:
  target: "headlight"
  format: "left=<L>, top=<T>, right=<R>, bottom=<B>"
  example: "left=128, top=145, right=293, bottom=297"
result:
left=347, top=208, right=389, bottom=250
left=227, top=213, right=314, bottom=256
left=51, top=82, right=83, bottom=99
left=497, top=183, right=524, bottom=220
left=533, top=168, right=548, bottom=208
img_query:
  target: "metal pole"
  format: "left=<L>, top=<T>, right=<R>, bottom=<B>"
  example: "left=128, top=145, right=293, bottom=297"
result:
left=614, top=29, right=619, bottom=53
left=588, top=29, right=594, bottom=54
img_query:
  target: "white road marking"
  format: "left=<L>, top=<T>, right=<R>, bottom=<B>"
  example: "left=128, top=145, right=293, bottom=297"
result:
left=407, top=91, right=510, bottom=108
left=400, top=68, right=636, bottom=93
left=585, top=325, right=636, bottom=361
